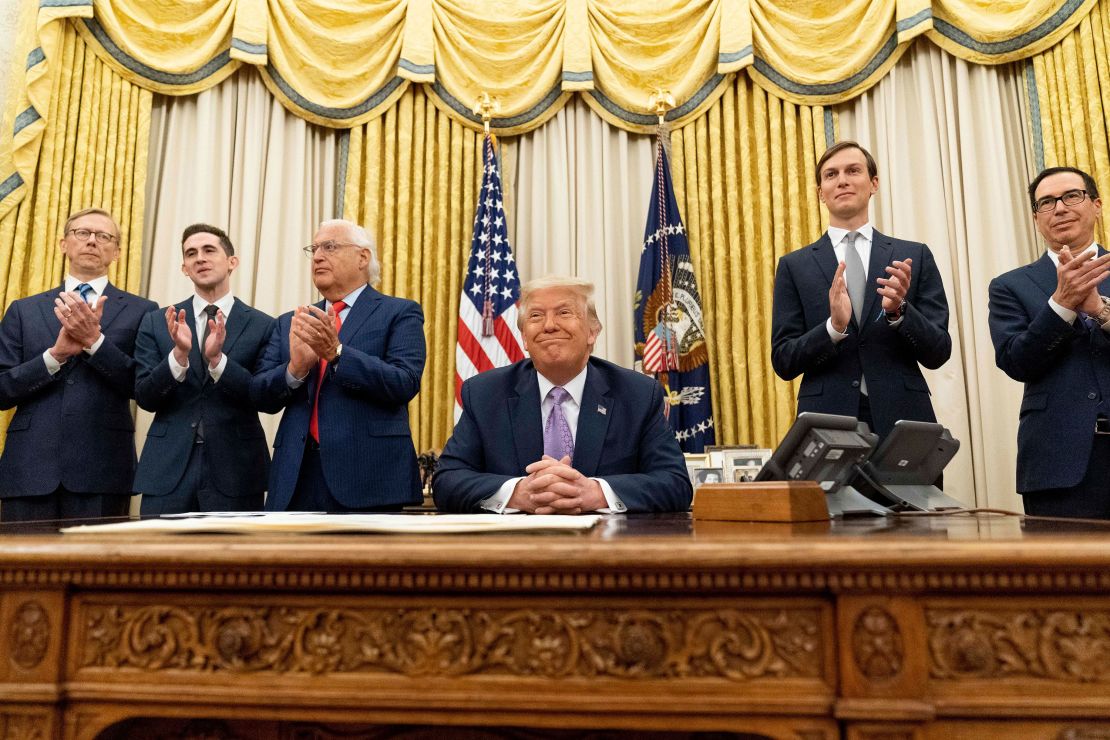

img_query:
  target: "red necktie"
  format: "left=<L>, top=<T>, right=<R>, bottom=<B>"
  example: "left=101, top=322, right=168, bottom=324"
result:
left=309, top=300, right=346, bottom=442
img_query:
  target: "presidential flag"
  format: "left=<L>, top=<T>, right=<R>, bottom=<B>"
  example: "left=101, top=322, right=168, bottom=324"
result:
left=633, top=136, right=715, bottom=452
left=454, top=133, right=525, bottom=422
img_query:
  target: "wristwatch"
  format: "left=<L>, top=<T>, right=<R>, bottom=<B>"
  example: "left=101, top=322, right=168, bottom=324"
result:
left=331, top=343, right=343, bottom=364
left=884, top=299, right=907, bottom=322
left=1095, top=296, right=1110, bottom=327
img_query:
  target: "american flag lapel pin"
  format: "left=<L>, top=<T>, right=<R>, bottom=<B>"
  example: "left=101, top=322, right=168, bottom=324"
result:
left=597, top=404, right=607, bottom=415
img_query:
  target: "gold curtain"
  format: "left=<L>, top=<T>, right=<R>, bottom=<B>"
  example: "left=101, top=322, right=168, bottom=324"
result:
left=669, top=78, right=831, bottom=448
left=343, top=86, right=485, bottom=452
left=1029, top=0, right=1110, bottom=247
left=0, top=24, right=151, bottom=447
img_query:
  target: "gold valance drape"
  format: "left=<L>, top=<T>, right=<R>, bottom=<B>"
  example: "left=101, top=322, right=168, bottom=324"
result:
left=1, top=0, right=1096, bottom=221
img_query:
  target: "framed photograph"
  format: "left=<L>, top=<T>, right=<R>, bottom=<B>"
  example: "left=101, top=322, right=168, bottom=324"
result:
left=693, top=467, right=725, bottom=487
left=683, top=453, right=708, bottom=487
left=704, top=444, right=757, bottom=469
left=723, top=448, right=772, bottom=483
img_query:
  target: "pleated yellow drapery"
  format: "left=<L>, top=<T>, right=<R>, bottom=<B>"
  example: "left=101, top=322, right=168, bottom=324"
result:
left=669, top=77, right=831, bottom=449
left=1029, top=0, right=1110, bottom=247
left=0, top=24, right=150, bottom=307
left=343, top=86, right=485, bottom=453
left=0, top=24, right=151, bottom=447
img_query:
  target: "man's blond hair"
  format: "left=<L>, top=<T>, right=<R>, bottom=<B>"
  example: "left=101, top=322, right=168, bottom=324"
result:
left=63, top=208, right=119, bottom=237
left=517, top=275, right=602, bottom=331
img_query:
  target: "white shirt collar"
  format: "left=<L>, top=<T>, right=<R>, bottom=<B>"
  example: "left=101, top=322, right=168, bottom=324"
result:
left=827, top=223, right=874, bottom=247
left=64, top=274, right=109, bottom=297
left=192, top=292, right=235, bottom=319
left=537, top=363, right=589, bottom=408
left=328, top=283, right=367, bottom=313
left=1046, top=242, right=1098, bottom=267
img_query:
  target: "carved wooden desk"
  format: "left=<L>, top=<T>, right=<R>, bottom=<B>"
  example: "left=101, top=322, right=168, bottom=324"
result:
left=2, top=514, right=1110, bottom=739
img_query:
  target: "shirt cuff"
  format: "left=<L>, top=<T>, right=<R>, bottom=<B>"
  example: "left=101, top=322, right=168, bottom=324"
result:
left=1048, top=296, right=1078, bottom=324
left=285, top=368, right=307, bottom=388
left=168, top=350, right=188, bottom=382
left=42, top=349, right=62, bottom=375
left=592, top=478, right=627, bottom=513
left=83, top=334, right=105, bottom=355
left=481, top=477, right=522, bottom=513
left=886, top=314, right=905, bottom=327
left=207, top=353, right=228, bottom=383
left=826, top=317, right=849, bottom=343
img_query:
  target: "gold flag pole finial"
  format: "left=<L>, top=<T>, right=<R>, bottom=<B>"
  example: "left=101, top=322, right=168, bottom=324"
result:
left=472, top=92, right=500, bottom=134
left=649, top=89, right=674, bottom=126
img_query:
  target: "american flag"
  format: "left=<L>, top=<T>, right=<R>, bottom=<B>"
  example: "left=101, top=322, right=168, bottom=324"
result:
left=454, top=133, right=525, bottom=422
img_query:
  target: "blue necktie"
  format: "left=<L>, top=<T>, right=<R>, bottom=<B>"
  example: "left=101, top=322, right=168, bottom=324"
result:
left=76, top=283, right=94, bottom=304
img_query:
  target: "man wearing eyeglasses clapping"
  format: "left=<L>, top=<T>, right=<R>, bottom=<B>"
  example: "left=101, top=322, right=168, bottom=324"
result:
left=0, top=208, right=157, bottom=522
left=989, top=166, right=1110, bottom=519
left=250, top=219, right=426, bottom=512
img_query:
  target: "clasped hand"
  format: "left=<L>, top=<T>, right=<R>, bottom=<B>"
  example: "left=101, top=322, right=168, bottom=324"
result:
left=829, top=258, right=913, bottom=331
left=508, top=455, right=606, bottom=515
left=1054, top=246, right=1110, bottom=314
left=50, top=291, right=105, bottom=361
left=288, top=305, right=341, bottom=378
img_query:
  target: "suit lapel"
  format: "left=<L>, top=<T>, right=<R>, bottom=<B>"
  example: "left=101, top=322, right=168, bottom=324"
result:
left=808, top=233, right=839, bottom=287
left=508, top=365, right=543, bottom=472
left=99, top=283, right=127, bottom=331
left=338, top=285, right=380, bottom=342
left=1023, top=253, right=1058, bottom=298
left=37, top=284, right=65, bottom=337
left=861, top=231, right=893, bottom=331
left=221, top=298, right=250, bottom=356
left=571, top=363, right=611, bottom=477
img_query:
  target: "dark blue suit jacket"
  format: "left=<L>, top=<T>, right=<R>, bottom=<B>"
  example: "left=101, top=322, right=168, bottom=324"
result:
left=0, top=283, right=157, bottom=497
left=988, top=250, right=1110, bottom=493
left=133, top=298, right=275, bottom=503
left=250, top=286, right=425, bottom=510
left=770, top=230, right=951, bottom=438
left=432, top=356, right=693, bottom=513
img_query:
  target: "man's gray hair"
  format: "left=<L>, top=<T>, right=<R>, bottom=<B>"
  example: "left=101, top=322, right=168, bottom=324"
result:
left=320, top=218, right=381, bottom=286
left=517, top=275, right=602, bottom=331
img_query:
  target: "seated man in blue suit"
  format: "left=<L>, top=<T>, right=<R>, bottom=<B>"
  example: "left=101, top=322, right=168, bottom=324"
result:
left=988, top=166, right=1110, bottom=518
left=0, top=208, right=157, bottom=521
left=771, top=141, right=951, bottom=439
left=434, top=275, right=692, bottom=514
left=134, top=224, right=275, bottom=515
left=251, top=219, right=426, bottom=512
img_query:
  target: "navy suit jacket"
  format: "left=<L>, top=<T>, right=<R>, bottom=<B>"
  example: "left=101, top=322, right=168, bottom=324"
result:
left=250, top=286, right=425, bottom=510
left=988, top=250, right=1110, bottom=493
left=432, top=356, right=693, bottom=513
left=133, top=298, right=275, bottom=502
left=0, top=283, right=157, bottom=497
left=770, top=230, right=951, bottom=438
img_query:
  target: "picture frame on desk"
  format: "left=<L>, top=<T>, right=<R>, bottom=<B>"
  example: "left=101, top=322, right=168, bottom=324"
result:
left=683, top=453, right=708, bottom=487
left=723, top=449, right=773, bottom=483
left=704, top=443, right=756, bottom=469
left=693, top=467, right=725, bottom=487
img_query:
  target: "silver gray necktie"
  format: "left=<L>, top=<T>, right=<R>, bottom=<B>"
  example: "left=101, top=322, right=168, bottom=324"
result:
left=843, top=231, right=868, bottom=395
left=844, top=230, right=865, bottom=324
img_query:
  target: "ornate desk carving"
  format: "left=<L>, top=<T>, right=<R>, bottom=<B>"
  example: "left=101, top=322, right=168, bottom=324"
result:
left=1, top=514, right=1109, bottom=739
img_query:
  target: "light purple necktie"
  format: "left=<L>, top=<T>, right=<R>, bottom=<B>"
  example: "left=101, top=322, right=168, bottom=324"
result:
left=543, top=386, right=575, bottom=463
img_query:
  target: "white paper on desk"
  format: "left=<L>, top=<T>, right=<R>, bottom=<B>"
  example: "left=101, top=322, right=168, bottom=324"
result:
left=60, top=513, right=603, bottom=535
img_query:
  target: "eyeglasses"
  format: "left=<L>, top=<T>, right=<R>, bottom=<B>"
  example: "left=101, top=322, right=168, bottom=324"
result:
left=1033, top=189, right=1091, bottom=213
left=67, top=228, right=119, bottom=244
left=302, top=240, right=360, bottom=256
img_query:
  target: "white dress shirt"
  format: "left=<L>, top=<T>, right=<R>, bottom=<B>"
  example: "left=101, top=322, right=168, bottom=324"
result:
left=42, top=274, right=109, bottom=375
left=168, top=292, right=235, bottom=383
left=824, top=223, right=903, bottom=341
left=1045, top=244, right=1109, bottom=330
left=286, top=283, right=367, bottom=388
left=479, top=364, right=627, bottom=515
